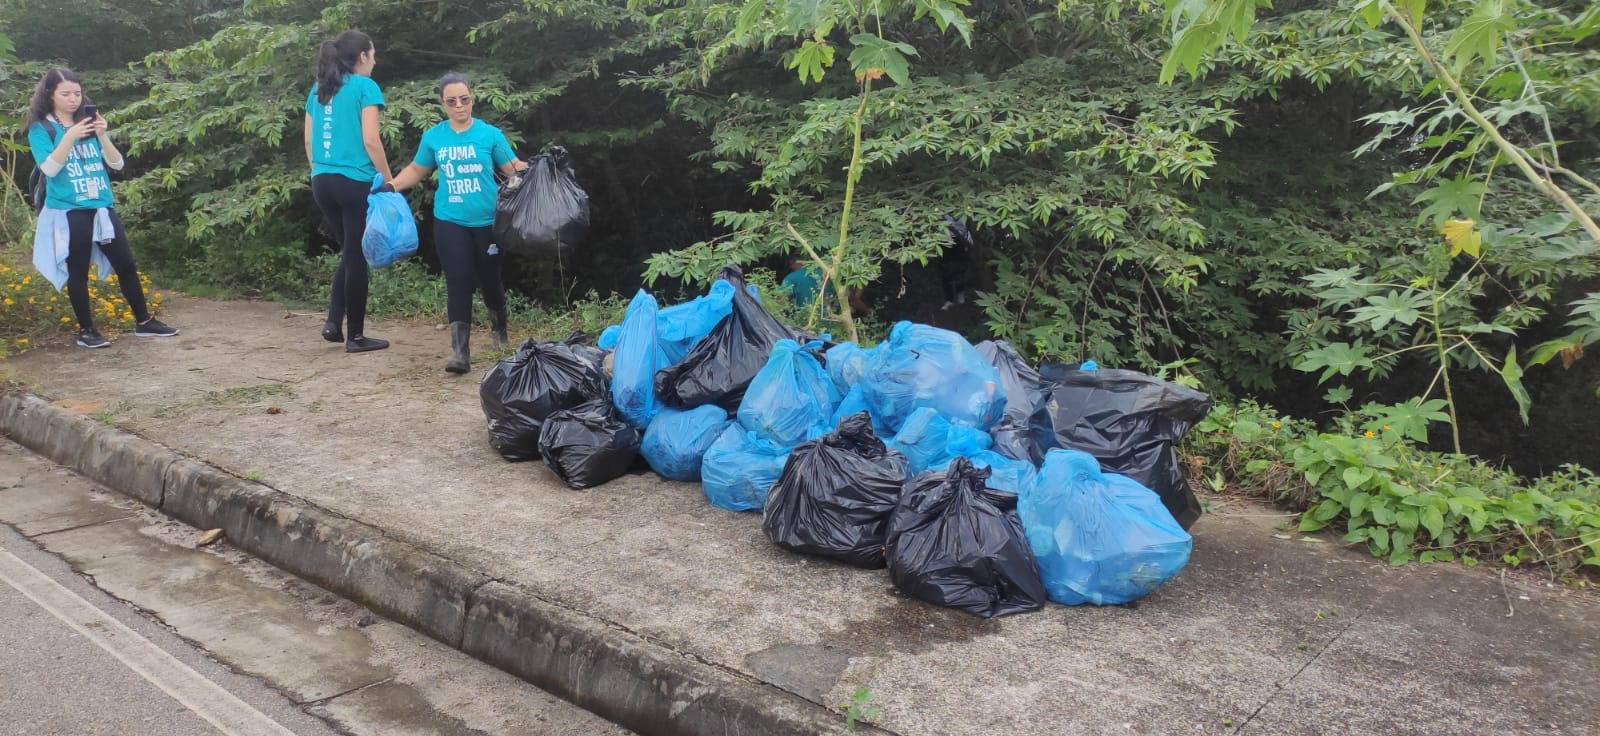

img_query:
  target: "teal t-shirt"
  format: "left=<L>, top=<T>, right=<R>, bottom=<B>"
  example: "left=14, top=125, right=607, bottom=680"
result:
left=782, top=266, right=822, bottom=307
left=412, top=119, right=515, bottom=228
left=306, top=74, right=385, bottom=181
left=29, top=120, right=114, bottom=210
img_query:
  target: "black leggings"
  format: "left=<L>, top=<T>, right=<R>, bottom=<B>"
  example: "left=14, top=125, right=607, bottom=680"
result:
left=313, top=173, right=371, bottom=337
left=435, top=220, right=506, bottom=324
left=65, top=208, right=148, bottom=331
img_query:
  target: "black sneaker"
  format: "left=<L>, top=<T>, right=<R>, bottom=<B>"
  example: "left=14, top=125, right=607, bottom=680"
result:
left=345, top=335, right=389, bottom=353
left=322, top=320, right=344, bottom=343
left=77, top=328, right=111, bottom=349
left=134, top=318, right=179, bottom=337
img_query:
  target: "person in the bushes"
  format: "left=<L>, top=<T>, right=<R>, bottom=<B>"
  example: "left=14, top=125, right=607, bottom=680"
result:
left=27, top=68, right=179, bottom=349
left=305, top=29, right=394, bottom=353
left=382, top=73, right=527, bottom=374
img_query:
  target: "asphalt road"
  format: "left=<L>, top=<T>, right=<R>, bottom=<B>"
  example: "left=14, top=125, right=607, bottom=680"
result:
left=0, top=522, right=342, bottom=736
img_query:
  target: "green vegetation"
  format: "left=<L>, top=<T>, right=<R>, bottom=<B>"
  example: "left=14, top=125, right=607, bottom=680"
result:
left=1188, top=399, right=1600, bottom=579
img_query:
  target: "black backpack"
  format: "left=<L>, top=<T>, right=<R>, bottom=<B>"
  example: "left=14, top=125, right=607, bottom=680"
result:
left=29, top=122, right=58, bottom=212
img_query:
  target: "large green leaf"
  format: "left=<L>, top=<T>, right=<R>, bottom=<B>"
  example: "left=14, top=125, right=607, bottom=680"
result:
left=1350, top=290, right=1428, bottom=330
left=847, top=34, right=917, bottom=86
left=1412, top=175, right=1487, bottom=227
left=787, top=39, right=835, bottom=84
left=1443, top=0, right=1516, bottom=72
left=1499, top=345, right=1532, bottom=425
left=1294, top=342, right=1376, bottom=383
left=1159, top=0, right=1267, bottom=83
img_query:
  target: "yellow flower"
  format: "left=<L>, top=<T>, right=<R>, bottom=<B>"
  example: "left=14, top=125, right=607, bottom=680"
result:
left=16, top=339, right=27, bottom=347
left=21, top=276, right=30, bottom=285
left=60, top=316, right=71, bottom=323
left=1363, top=430, right=1376, bottom=438
left=1382, top=424, right=1391, bottom=431
left=3, top=298, right=12, bottom=306
left=1270, top=421, right=1281, bottom=428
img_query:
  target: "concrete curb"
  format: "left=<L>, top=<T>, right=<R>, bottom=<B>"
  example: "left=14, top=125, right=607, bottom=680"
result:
left=0, top=390, right=888, bottom=736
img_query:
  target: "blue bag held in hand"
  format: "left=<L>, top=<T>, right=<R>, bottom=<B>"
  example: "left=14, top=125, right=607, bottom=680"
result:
left=1020, top=449, right=1192, bottom=606
left=641, top=405, right=731, bottom=482
left=701, top=425, right=790, bottom=512
left=362, top=174, right=419, bottom=268
left=738, top=339, right=838, bottom=447
left=611, top=290, right=668, bottom=429
left=860, top=322, right=1004, bottom=433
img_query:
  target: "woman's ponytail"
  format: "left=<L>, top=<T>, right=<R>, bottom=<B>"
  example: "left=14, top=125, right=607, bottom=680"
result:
left=314, top=30, right=372, bottom=105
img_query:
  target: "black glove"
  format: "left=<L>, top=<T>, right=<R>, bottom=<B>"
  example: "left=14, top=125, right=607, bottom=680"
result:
left=375, top=182, right=397, bottom=194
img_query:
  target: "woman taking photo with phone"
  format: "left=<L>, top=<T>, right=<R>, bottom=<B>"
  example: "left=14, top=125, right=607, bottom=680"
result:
left=383, top=73, right=526, bottom=373
left=27, top=68, right=178, bottom=349
left=305, top=29, right=394, bottom=353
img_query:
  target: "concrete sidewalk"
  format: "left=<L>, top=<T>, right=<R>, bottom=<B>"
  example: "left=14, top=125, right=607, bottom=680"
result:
left=2, top=295, right=1596, bottom=736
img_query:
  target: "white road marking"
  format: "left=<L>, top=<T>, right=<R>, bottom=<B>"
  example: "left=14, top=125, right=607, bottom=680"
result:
left=0, top=545, right=297, bottom=736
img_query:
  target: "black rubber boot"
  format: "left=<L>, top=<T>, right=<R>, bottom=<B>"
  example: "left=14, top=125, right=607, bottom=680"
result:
left=445, top=322, right=471, bottom=374
left=488, top=308, right=510, bottom=350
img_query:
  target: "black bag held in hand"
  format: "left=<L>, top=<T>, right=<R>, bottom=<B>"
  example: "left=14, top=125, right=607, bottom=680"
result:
left=1031, top=365, right=1213, bottom=529
left=655, top=265, right=803, bottom=413
left=762, top=412, right=910, bottom=569
left=886, top=457, right=1047, bottom=618
left=479, top=331, right=608, bottom=462
left=493, top=145, right=590, bottom=257
left=538, top=399, right=642, bottom=489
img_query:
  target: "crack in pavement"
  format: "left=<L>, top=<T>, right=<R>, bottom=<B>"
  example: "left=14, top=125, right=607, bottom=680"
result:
left=1234, top=611, right=1366, bottom=734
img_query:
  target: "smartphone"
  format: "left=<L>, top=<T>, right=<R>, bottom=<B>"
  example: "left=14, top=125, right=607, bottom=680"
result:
left=82, top=104, right=99, bottom=120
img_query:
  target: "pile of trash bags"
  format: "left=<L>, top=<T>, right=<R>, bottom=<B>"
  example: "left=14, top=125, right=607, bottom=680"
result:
left=477, top=264, right=1212, bottom=618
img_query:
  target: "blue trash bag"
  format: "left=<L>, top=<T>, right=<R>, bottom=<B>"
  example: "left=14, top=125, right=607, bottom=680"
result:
left=597, top=324, right=622, bottom=351
left=737, top=339, right=838, bottom=447
left=830, top=384, right=890, bottom=436
left=701, top=425, right=791, bottom=512
left=657, top=279, right=738, bottom=366
left=825, top=342, right=880, bottom=394
left=1020, top=449, right=1192, bottom=606
left=610, top=290, right=669, bottom=429
left=888, top=407, right=993, bottom=475
left=362, top=174, right=419, bottom=268
left=968, top=450, right=1036, bottom=496
left=641, top=405, right=731, bottom=482
left=860, top=321, right=1004, bottom=433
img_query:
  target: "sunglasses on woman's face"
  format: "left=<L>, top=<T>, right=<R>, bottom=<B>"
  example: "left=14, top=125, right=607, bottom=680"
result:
left=443, top=95, right=471, bottom=108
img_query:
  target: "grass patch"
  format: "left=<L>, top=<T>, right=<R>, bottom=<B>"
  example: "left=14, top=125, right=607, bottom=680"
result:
left=204, top=383, right=295, bottom=405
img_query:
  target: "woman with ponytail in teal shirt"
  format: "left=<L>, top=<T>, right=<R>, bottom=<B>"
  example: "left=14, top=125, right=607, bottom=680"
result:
left=384, top=74, right=526, bottom=374
left=304, top=29, right=395, bottom=353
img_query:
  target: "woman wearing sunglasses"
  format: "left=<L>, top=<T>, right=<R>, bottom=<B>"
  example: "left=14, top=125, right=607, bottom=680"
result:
left=384, top=73, right=527, bottom=374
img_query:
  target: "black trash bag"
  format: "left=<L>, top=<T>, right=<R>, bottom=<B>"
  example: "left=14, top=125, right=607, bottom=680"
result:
left=762, top=412, right=910, bottom=568
left=976, top=339, right=1046, bottom=464
left=479, top=331, right=609, bottom=462
left=492, top=146, right=590, bottom=257
left=538, top=399, right=642, bottom=489
left=886, top=457, right=1046, bottom=618
left=988, top=417, right=1039, bottom=465
left=1031, top=365, right=1213, bottom=529
left=655, top=265, right=801, bottom=413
